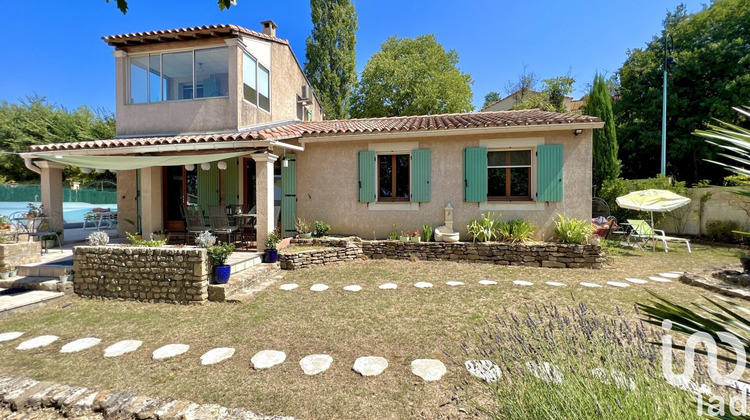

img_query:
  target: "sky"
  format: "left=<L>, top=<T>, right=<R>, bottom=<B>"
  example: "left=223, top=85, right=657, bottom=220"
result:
left=0, top=0, right=707, bottom=114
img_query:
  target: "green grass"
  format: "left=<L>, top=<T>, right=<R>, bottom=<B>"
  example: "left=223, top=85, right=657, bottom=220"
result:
left=0, top=243, right=743, bottom=419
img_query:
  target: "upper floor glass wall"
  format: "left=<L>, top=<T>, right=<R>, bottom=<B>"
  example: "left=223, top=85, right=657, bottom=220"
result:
left=129, top=47, right=229, bottom=104
left=242, top=51, right=270, bottom=113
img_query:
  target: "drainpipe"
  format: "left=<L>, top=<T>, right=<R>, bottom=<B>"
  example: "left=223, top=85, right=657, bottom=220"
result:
left=23, top=156, right=42, bottom=174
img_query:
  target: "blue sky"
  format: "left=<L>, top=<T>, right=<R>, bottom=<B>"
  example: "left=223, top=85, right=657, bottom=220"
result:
left=0, top=0, right=705, bottom=114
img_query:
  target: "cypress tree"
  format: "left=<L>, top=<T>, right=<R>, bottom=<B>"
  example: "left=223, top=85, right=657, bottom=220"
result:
left=584, top=73, right=620, bottom=191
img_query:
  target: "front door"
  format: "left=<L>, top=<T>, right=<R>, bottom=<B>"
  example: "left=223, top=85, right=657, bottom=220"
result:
left=163, top=166, right=198, bottom=231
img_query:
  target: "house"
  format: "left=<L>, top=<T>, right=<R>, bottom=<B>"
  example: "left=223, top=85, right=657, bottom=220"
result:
left=22, top=22, right=603, bottom=247
left=481, top=89, right=574, bottom=112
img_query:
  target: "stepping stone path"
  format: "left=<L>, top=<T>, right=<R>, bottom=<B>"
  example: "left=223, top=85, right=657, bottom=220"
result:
left=625, top=278, right=648, bottom=284
left=279, top=283, right=298, bottom=291
left=60, top=337, right=101, bottom=354
left=104, top=340, right=142, bottom=357
left=579, top=282, right=602, bottom=288
left=591, top=367, right=636, bottom=391
left=513, top=280, right=533, bottom=286
left=659, top=272, right=682, bottom=279
left=152, top=344, right=189, bottom=360
left=343, top=285, right=362, bottom=292
left=16, top=335, right=58, bottom=350
left=465, top=360, right=502, bottom=383
left=251, top=350, right=286, bottom=369
left=606, top=281, right=629, bottom=288
left=446, top=281, right=464, bottom=286
left=0, top=332, right=23, bottom=342
left=478, top=280, right=497, bottom=286
left=546, top=282, right=566, bottom=287
left=414, top=282, right=433, bottom=289
left=353, top=356, right=388, bottom=377
left=648, top=276, right=672, bottom=283
left=299, top=354, right=333, bottom=375
left=411, top=359, right=447, bottom=381
left=379, top=283, right=397, bottom=290
left=310, top=284, right=329, bottom=292
left=200, top=347, right=235, bottom=366
left=525, top=361, right=563, bottom=384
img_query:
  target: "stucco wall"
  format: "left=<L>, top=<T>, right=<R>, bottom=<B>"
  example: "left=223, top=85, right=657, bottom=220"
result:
left=116, top=170, right=138, bottom=236
left=659, top=186, right=750, bottom=235
left=295, top=129, right=592, bottom=240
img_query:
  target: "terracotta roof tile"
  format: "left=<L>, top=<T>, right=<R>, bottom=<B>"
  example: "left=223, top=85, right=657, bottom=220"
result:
left=102, top=24, right=288, bottom=47
left=29, top=110, right=601, bottom=152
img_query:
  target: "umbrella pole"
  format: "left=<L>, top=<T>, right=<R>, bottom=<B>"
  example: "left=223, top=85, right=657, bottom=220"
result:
left=651, top=211, right=655, bottom=252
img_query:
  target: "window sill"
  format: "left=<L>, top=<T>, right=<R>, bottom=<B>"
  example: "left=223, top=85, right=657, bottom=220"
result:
left=127, top=96, right=229, bottom=105
left=479, top=201, right=545, bottom=211
left=368, top=202, right=420, bottom=211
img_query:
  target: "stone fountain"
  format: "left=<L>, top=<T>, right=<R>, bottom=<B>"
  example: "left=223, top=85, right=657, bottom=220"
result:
left=434, top=203, right=460, bottom=242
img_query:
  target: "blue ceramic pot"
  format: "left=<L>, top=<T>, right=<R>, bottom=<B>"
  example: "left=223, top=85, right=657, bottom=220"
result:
left=214, top=265, right=231, bottom=284
left=264, top=249, right=278, bottom=263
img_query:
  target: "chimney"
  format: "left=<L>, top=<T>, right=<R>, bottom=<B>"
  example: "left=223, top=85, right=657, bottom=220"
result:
left=260, top=20, right=277, bottom=37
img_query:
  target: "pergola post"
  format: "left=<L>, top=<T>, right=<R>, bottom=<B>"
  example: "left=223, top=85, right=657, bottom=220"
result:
left=252, top=153, right=278, bottom=250
left=37, top=161, right=66, bottom=243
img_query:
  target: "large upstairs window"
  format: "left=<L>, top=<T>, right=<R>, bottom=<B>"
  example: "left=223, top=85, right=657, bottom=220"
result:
left=129, top=47, right=229, bottom=104
left=242, top=52, right=270, bottom=113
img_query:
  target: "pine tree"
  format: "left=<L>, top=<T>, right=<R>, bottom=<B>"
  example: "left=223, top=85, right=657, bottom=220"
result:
left=584, top=73, right=620, bottom=191
left=304, top=0, right=358, bottom=120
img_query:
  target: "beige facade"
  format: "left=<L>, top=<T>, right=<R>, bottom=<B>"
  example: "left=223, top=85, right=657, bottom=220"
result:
left=295, top=129, right=593, bottom=240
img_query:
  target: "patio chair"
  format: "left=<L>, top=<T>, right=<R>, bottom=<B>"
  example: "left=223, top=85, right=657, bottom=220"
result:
left=208, top=206, right=238, bottom=244
left=27, top=212, right=62, bottom=254
left=626, top=219, right=691, bottom=253
left=183, top=206, right=208, bottom=245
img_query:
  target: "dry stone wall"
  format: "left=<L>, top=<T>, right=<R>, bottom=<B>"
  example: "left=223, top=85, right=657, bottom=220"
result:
left=285, top=238, right=605, bottom=270
left=73, top=246, right=208, bottom=304
left=0, top=242, right=41, bottom=268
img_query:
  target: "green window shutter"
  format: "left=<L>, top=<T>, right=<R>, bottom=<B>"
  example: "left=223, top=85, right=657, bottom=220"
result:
left=225, top=159, right=239, bottom=205
left=281, top=154, right=297, bottom=238
left=358, top=151, right=376, bottom=202
left=197, top=164, right=220, bottom=214
left=537, top=144, right=563, bottom=202
left=464, top=147, right=487, bottom=202
left=411, top=149, right=431, bottom=202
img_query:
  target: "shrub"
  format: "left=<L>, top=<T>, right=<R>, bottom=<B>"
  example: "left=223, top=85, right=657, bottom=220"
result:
left=313, top=220, right=330, bottom=237
left=195, top=231, right=216, bottom=248
left=497, top=219, right=536, bottom=243
left=705, top=219, right=743, bottom=243
left=724, top=174, right=750, bottom=186
left=86, top=231, right=110, bottom=246
left=294, top=217, right=311, bottom=234
left=467, top=212, right=502, bottom=242
left=264, top=229, right=281, bottom=250
left=422, top=224, right=433, bottom=242
left=207, top=242, right=235, bottom=267
left=553, top=214, right=593, bottom=244
left=125, top=232, right=166, bottom=247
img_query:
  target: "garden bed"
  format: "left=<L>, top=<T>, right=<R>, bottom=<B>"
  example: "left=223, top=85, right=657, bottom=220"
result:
left=284, top=237, right=605, bottom=270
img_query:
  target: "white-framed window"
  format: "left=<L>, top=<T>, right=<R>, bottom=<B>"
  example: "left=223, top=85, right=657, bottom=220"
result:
left=128, top=47, right=229, bottom=104
left=242, top=51, right=271, bottom=113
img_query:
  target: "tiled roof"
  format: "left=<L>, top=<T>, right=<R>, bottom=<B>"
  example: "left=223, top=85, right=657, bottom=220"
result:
left=29, top=110, right=601, bottom=152
left=102, top=24, right=287, bottom=47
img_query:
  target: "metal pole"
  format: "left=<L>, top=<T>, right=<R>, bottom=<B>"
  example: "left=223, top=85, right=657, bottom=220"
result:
left=661, top=34, right=668, bottom=176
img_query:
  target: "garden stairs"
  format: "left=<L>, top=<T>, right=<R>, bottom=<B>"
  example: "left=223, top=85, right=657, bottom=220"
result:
left=0, top=261, right=71, bottom=318
left=208, top=252, right=282, bottom=302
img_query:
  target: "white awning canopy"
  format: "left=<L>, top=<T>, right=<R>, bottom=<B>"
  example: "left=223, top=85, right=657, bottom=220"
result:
left=29, top=150, right=257, bottom=171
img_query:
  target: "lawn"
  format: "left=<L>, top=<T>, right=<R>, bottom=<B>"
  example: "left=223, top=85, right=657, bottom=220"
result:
left=0, top=242, right=743, bottom=419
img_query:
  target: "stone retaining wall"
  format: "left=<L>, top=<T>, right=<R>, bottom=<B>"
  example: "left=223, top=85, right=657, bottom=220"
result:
left=73, top=246, right=208, bottom=304
left=0, top=242, right=41, bottom=269
left=287, top=238, right=605, bottom=269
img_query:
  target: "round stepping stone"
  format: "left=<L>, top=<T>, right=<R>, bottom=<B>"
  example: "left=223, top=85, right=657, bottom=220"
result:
left=606, top=281, right=629, bottom=288
left=446, top=281, right=464, bottom=286
left=579, top=282, right=602, bottom=288
left=411, top=359, right=447, bottom=381
left=353, top=356, right=388, bottom=377
left=591, top=367, right=636, bottom=391
left=414, top=282, right=433, bottom=289
left=104, top=340, right=142, bottom=358
left=659, top=272, right=681, bottom=279
left=0, top=332, right=23, bottom=343
left=310, top=284, right=329, bottom=292
left=625, top=278, right=648, bottom=284
left=299, top=354, right=333, bottom=375
left=648, top=276, right=672, bottom=283
left=251, top=350, right=286, bottom=369
left=343, top=285, right=362, bottom=292
left=478, top=280, right=497, bottom=286
left=279, top=283, right=298, bottom=291
left=546, top=282, right=566, bottom=287
left=379, top=283, right=397, bottom=290
left=513, top=280, right=533, bottom=286
left=465, top=360, right=502, bottom=383
left=60, top=337, right=101, bottom=354
left=670, top=271, right=684, bottom=275
left=16, top=335, right=58, bottom=350
left=525, top=361, right=563, bottom=384
left=153, top=344, right=190, bottom=360
left=200, top=347, right=235, bottom=365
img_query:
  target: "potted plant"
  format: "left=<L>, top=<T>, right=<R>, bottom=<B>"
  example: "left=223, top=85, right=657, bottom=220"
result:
left=399, top=231, right=409, bottom=242
left=264, top=230, right=281, bottom=263
left=295, top=218, right=312, bottom=239
left=59, top=269, right=73, bottom=283
left=0, top=264, right=11, bottom=280
left=207, top=242, right=235, bottom=284
left=411, top=229, right=421, bottom=243
left=422, top=224, right=433, bottom=242
left=152, top=230, right=168, bottom=241
left=0, top=215, right=11, bottom=231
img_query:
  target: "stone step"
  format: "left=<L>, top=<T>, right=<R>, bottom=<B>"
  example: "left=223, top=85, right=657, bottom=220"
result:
left=209, top=262, right=281, bottom=302
left=228, top=252, right=264, bottom=275
left=0, top=289, right=67, bottom=317
left=0, top=276, right=72, bottom=294
left=17, top=264, right=69, bottom=278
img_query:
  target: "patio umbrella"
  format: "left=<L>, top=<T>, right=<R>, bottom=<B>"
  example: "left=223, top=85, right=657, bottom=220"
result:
left=615, top=189, right=691, bottom=248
